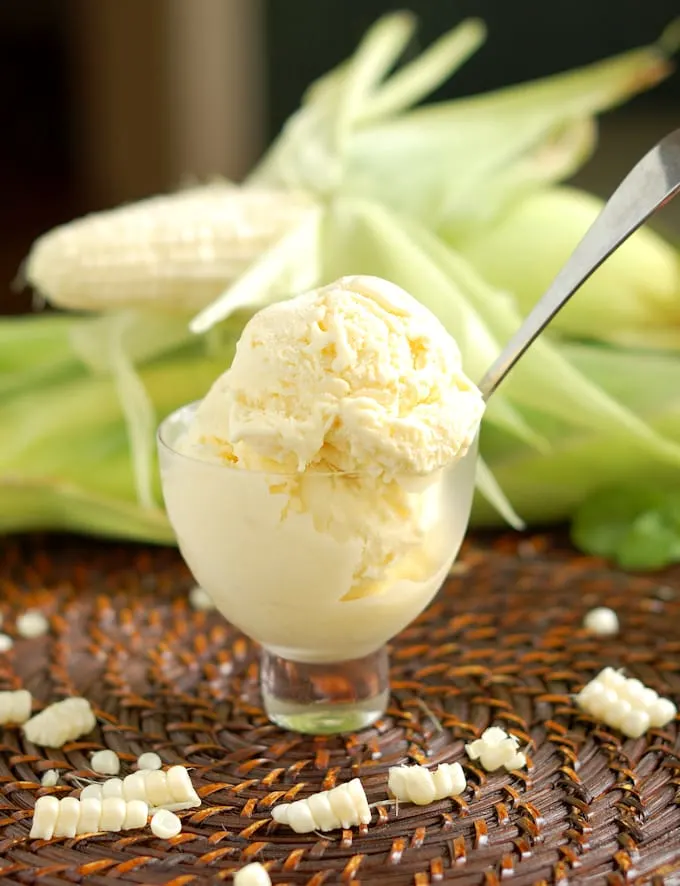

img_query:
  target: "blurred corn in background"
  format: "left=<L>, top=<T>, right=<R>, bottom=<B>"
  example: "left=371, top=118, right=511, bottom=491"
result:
left=1, top=1, right=680, bottom=566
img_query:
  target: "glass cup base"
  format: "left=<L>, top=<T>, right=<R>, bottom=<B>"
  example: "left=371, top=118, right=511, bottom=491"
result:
left=260, top=646, right=389, bottom=735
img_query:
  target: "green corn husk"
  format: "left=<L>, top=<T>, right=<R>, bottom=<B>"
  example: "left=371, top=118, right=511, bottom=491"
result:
left=473, top=343, right=680, bottom=526
left=0, top=349, right=233, bottom=540
left=1, top=10, right=679, bottom=545
left=455, top=185, right=680, bottom=349
left=0, top=313, right=82, bottom=398
left=250, top=13, right=673, bottom=232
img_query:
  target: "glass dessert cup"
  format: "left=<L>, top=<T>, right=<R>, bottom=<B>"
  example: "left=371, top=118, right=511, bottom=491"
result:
left=158, top=403, right=479, bottom=735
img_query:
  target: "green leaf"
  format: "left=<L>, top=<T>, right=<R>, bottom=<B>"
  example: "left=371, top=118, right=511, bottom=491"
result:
left=617, top=511, right=680, bottom=570
left=571, top=486, right=680, bottom=569
left=0, top=312, right=82, bottom=398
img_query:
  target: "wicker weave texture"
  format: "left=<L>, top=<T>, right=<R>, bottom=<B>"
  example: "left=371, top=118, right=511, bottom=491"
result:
left=0, top=535, right=679, bottom=885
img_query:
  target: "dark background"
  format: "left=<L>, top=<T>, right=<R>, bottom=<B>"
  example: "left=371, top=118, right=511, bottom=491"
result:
left=1, top=0, right=679, bottom=316
left=267, top=0, right=680, bottom=134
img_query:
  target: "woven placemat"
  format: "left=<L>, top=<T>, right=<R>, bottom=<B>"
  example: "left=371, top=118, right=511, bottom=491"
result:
left=1, top=533, right=680, bottom=886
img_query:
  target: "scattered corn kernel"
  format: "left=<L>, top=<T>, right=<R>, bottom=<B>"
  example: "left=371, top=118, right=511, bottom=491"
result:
left=90, top=749, right=120, bottom=776
left=465, top=726, right=527, bottom=772
left=22, top=697, right=96, bottom=748
left=188, top=585, right=215, bottom=611
left=234, top=861, right=272, bottom=886
left=271, top=778, right=370, bottom=833
left=16, top=611, right=49, bottom=639
left=583, top=606, right=619, bottom=636
left=150, top=808, right=182, bottom=839
left=388, top=762, right=466, bottom=805
left=0, top=689, right=32, bottom=724
left=137, top=752, right=163, bottom=771
left=577, top=667, right=677, bottom=737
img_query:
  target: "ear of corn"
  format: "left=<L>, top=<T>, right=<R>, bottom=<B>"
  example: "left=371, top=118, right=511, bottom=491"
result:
left=24, top=184, right=316, bottom=312
left=2, top=11, right=680, bottom=551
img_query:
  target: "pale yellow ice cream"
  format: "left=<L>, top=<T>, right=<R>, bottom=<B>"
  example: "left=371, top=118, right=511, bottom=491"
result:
left=163, top=276, right=483, bottom=662
left=180, top=275, right=483, bottom=475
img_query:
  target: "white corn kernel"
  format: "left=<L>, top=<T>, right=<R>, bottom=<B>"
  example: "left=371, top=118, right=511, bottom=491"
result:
left=189, top=586, right=215, bottom=611
left=122, top=771, right=148, bottom=803
left=22, top=697, right=96, bottom=748
left=16, top=611, right=49, bottom=639
left=397, top=767, right=435, bottom=805
left=640, top=687, right=659, bottom=707
left=144, top=770, right=170, bottom=807
left=583, top=606, right=619, bottom=636
left=76, top=798, right=102, bottom=835
left=587, top=688, right=618, bottom=720
left=0, top=689, right=32, bottom=724
left=346, top=779, right=371, bottom=823
left=306, top=792, right=337, bottom=831
left=621, top=678, right=646, bottom=704
left=620, top=710, right=651, bottom=739
left=90, top=750, right=120, bottom=776
left=99, top=797, right=127, bottom=832
left=123, top=799, right=149, bottom=830
left=329, top=784, right=359, bottom=829
left=431, top=765, right=454, bottom=798
left=648, top=697, right=677, bottom=728
left=30, top=795, right=60, bottom=839
left=465, top=727, right=527, bottom=772
left=576, top=680, right=605, bottom=704
left=41, top=770, right=59, bottom=787
left=150, top=808, right=182, bottom=839
left=80, top=783, right=103, bottom=800
left=137, top=752, right=162, bottom=771
left=53, top=796, right=80, bottom=838
left=234, top=861, right=272, bottom=886
left=576, top=667, right=677, bottom=736
left=271, top=803, right=290, bottom=822
left=101, top=778, right=124, bottom=799
left=0, top=634, right=14, bottom=653
left=164, top=765, right=201, bottom=810
left=287, top=803, right=316, bottom=834
left=599, top=667, right=626, bottom=690
left=607, top=699, right=632, bottom=729
left=34, top=799, right=66, bottom=840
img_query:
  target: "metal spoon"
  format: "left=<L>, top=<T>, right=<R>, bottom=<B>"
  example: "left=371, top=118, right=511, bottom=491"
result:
left=479, top=127, right=680, bottom=400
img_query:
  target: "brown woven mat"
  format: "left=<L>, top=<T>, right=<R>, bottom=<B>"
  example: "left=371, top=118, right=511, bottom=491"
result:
left=1, top=533, right=680, bottom=886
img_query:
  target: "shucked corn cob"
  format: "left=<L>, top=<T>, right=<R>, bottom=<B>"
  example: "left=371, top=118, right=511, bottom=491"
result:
left=24, top=184, right=316, bottom=311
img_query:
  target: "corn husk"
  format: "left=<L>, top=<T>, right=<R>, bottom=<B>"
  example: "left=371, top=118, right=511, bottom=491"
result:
left=474, top=343, right=680, bottom=525
left=2, top=11, right=679, bottom=542
left=456, top=186, right=680, bottom=348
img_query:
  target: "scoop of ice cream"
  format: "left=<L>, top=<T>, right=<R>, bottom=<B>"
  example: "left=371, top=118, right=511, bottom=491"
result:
left=181, top=275, right=484, bottom=476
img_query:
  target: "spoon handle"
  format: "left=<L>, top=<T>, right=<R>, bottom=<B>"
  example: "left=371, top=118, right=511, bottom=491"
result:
left=479, top=128, right=680, bottom=400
